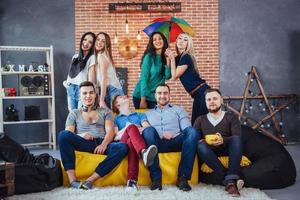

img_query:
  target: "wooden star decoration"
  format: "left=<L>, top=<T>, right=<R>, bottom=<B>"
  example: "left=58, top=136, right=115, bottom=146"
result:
left=223, top=66, right=298, bottom=144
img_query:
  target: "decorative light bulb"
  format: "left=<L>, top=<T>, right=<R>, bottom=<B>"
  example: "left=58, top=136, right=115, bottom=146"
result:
left=245, top=72, right=250, bottom=76
left=248, top=90, right=253, bottom=96
left=125, top=19, right=129, bottom=34
left=137, top=31, right=141, bottom=40
left=279, top=122, right=283, bottom=126
left=249, top=104, right=253, bottom=110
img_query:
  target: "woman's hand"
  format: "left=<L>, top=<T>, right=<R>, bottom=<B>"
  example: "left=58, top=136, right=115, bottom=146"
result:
left=99, top=100, right=107, bottom=108
left=165, top=48, right=175, bottom=59
left=140, top=98, right=148, bottom=109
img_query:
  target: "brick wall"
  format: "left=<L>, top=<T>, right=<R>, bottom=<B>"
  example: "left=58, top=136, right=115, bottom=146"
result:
left=75, top=0, right=219, bottom=116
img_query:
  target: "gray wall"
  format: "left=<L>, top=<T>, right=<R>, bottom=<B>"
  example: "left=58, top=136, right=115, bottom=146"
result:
left=0, top=0, right=74, bottom=144
left=1, top=0, right=300, bottom=143
left=220, top=0, right=300, bottom=141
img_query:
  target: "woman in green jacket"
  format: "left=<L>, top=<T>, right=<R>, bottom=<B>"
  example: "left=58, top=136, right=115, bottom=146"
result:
left=132, top=32, right=171, bottom=109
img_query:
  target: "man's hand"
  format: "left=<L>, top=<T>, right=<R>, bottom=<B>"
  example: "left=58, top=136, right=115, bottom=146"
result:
left=137, top=126, right=144, bottom=133
left=162, top=132, right=173, bottom=140
left=82, top=132, right=94, bottom=140
left=94, top=143, right=107, bottom=154
left=211, top=132, right=224, bottom=146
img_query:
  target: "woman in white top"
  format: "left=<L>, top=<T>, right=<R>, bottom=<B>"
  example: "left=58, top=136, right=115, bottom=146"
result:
left=89, top=32, right=124, bottom=108
left=65, top=32, right=96, bottom=111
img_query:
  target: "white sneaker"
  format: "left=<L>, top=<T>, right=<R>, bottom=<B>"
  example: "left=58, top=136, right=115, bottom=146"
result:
left=236, top=179, right=244, bottom=191
left=125, top=179, right=138, bottom=191
left=141, top=145, right=158, bottom=167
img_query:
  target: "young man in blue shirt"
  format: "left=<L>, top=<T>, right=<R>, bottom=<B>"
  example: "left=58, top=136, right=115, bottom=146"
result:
left=143, top=83, right=199, bottom=191
left=112, top=95, right=157, bottom=191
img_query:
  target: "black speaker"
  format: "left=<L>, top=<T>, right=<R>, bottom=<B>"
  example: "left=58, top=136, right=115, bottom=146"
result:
left=19, top=75, right=49, bottom=96
left=24, top=106, right=41, bottom=120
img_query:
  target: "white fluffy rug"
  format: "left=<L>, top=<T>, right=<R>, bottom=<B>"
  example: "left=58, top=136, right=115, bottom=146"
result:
left=7, top=184, right=273, bottom=200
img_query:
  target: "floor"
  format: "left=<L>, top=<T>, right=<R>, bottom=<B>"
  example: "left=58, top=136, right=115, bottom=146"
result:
left=30, top=144, right=300, bottom=200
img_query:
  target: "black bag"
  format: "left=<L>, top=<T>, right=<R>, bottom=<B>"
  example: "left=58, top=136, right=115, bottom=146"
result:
left=0, top=133, right=30, bottom=163
left=0, top=133, right=63, bottom=194
left=14, top=156, right=62, bottom=194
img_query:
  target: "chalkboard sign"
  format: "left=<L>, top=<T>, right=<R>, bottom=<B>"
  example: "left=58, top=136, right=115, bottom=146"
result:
left=115, top=67, right=128, bottom=95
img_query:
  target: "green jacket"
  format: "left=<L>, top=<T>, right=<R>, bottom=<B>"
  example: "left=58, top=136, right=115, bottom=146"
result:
left=133, top=53, right=171, bottom=102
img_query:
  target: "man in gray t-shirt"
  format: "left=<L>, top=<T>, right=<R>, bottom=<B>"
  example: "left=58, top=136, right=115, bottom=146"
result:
left=58, top=81, right=128, bottom=190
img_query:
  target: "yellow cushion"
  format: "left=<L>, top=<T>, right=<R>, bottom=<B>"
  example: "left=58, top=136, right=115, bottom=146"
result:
left=134, top=109, right=148, bottom=113
left=62, top=151, right=198, bottom=187
left=201, top=155, right=251, bottom=173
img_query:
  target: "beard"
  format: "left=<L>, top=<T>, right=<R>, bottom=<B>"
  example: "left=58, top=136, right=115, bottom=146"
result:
left=157, top=98, right=169, bottom=106
left=208, top=105, right=222, bottom=113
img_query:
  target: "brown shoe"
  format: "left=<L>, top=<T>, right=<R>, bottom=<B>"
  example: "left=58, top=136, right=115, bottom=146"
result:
left=225, top=183, right=240, bottom=197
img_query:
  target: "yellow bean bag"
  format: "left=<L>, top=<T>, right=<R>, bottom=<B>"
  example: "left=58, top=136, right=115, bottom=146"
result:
left=201, top=155, right=251, bottom=173
left=62, top=151, right=198, bottom=187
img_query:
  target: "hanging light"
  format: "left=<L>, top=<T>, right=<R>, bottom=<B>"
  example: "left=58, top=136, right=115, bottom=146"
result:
left=125, top=18, right=129, bottom=34
left=137, top=30, right=141, bottom=40
left=114, top=32, right=118, bottom=44
left=125, top=10, right=129, bottom=34
left=114, top=13, right=118, bottom=44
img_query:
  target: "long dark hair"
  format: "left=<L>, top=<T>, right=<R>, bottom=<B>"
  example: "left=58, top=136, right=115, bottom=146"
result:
left=69, top=32, right=96, bottom=78
left=95, top=32, right=114, bottom=66
left=140, top=32, right=168, bottom=77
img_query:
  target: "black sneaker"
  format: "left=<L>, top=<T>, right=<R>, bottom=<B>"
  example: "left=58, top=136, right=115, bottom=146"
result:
left=81, top=180, right=93, bottom=190
left=176, top=176, right=191, bottom=191
left=150, top=179, right=162, bottom=191
left=126, top=179, right=138, bottom=191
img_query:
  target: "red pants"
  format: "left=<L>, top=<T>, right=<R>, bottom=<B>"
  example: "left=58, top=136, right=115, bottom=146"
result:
left=120, top=124, right=146, bottom=181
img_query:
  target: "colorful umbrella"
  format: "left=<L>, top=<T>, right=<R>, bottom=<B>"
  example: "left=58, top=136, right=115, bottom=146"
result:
left=143, top=16, right=196, bottom=43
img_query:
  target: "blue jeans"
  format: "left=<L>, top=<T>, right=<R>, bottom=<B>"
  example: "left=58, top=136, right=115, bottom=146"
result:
left=102, top=85, right=124, bottom=108
left=197, top=135, right=243, bottom=185
left=67, top=83, right=81, bottom=111
left=132, top=96, right=157, bottom=109
left=58, top=130, right=128, bottom=177
left=142, top=126, right=199, bottom=181
left=191, top=84, right=210, bottom=125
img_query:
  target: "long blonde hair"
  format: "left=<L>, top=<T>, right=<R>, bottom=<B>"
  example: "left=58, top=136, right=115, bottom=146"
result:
left=94, top=32, right=114, bottom=66
left=176, top=33, right=199, bottom=75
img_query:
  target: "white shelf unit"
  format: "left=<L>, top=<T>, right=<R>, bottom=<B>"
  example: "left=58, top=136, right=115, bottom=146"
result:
left=0, top=45, right=56, bottom=149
